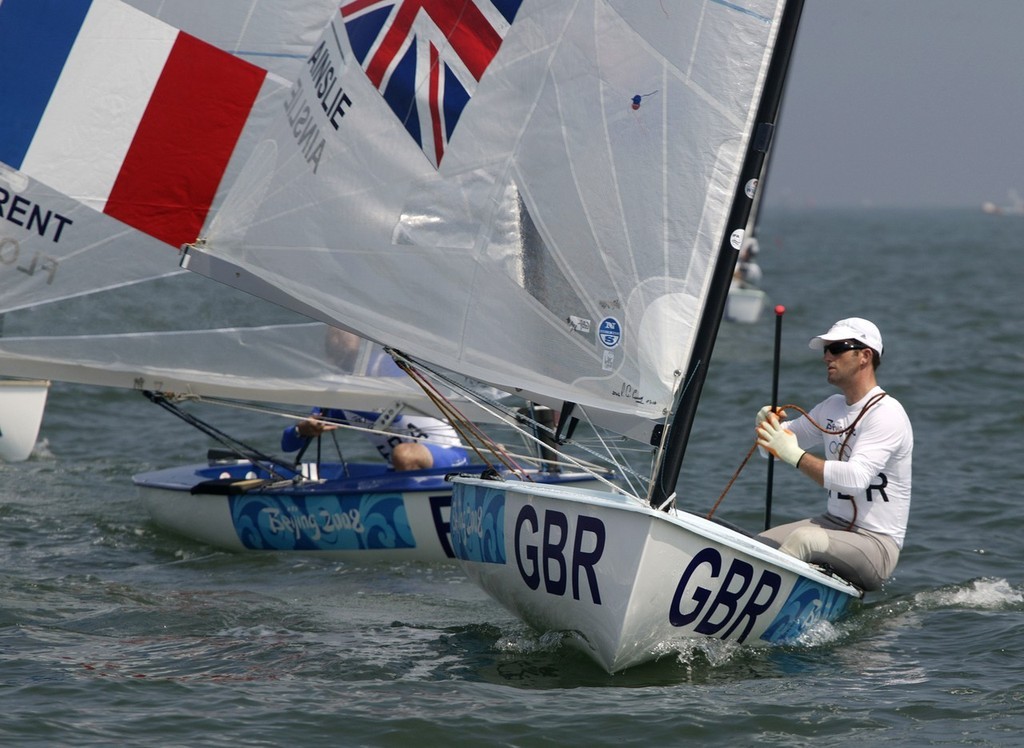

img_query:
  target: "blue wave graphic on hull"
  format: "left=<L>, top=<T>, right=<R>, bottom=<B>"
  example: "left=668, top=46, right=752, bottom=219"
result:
left=450, top=484, right=505, bottom=564
left=760, top=577, right=853, bottom=643
left=229, top=493, right=414, bottom=551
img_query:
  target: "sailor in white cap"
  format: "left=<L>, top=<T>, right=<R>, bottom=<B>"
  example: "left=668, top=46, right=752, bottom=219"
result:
left=754, top=318, right=913, bottom=591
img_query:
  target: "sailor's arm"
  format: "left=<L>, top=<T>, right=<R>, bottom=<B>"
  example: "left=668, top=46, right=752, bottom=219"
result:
left=792, top=450, right=825, bottom=487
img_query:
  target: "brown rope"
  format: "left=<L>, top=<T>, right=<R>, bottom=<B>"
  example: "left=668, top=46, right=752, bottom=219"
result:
left=706, top=392, right=888, bottom=523
left=393, top=357, right=534, bottom=480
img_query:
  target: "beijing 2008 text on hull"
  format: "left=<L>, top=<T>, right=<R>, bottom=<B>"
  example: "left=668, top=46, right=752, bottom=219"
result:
left=135, top=459, right=609, bottom=562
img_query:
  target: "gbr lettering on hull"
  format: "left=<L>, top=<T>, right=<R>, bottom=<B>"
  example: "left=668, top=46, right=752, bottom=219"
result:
left=513, top=505, right=781, bottom=641
left=670, top=547, right=781, bottom=643
left=514, top=504, right=604, bottom=603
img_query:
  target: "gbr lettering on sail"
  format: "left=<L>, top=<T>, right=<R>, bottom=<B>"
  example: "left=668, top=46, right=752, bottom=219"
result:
left=283, top=31, right=355, bottom=175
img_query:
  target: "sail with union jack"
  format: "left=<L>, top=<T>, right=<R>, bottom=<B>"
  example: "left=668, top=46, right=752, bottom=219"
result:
left=341, top=0, right=523, bottom=168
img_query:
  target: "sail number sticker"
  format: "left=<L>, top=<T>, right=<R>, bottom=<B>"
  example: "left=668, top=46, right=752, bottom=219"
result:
left=598, top=317, right=621, bottom=348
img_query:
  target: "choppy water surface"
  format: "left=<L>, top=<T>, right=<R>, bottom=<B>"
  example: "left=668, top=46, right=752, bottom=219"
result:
left=3, top=208, right=1024, bottom=746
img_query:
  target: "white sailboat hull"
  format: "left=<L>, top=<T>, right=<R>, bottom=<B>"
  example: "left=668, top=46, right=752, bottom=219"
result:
left=0, top=379, right=50, bottom=462
left=725, top=287, right=767, bottom=324
left=134, top=459, right=610, bottom=562
left=450, top=476, right=861, bottom=673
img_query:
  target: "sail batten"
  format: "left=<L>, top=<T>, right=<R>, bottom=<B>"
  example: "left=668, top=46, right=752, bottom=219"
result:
left=0, top=322, right=508, bottom=423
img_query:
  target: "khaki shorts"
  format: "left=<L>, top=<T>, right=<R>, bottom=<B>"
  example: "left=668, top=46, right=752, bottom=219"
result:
left=758, top=513, right=900, bottom=591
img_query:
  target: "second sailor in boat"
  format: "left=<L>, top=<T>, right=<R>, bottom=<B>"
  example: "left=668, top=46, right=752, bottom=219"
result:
left=282, top=327, right=469, bottom=471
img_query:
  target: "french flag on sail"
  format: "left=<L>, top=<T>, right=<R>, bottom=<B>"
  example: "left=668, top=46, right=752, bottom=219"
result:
left=341, top=0, right=523, bottom=169
left=0, top=0, right=266, bottom=248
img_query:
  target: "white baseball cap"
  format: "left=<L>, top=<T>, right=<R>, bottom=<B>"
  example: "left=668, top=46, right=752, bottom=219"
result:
left=808, top=317, right=883, bottom=356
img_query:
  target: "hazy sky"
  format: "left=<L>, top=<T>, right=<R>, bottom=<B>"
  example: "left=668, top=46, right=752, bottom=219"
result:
left=764, top=1, right=1024, bottom=209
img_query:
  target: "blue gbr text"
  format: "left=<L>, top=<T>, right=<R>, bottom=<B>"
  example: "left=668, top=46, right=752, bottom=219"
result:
left=670, top=547, right=781, bottom=642
left=510, top=506, right=785, bottom=644
left=515, top=505, right=605, bottom=603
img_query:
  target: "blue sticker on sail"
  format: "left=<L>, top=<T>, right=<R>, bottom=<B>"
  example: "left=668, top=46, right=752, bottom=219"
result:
left=450, top=483, right=506, bottom=564
left=759, top=577, right=854, bottom=643
left=598, top=317, right=622, bottom=348
left=229, top=492, right=415, bottom=551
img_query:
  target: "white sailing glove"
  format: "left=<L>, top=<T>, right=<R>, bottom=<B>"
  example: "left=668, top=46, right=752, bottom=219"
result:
left=755, top=405, right=788, bottom=429
left=756, top=415, right=805, bottom=467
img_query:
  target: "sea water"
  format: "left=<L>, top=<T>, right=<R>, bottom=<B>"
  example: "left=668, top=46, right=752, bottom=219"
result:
left=1, top=208, right=1023, bottom=746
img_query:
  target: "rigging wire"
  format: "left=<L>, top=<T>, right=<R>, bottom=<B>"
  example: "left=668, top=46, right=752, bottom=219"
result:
left=392, top=353, right=525, bottom=478
left=151, top=390, right=617, bottom=475
left=387, top=349, right=636, bottom=496
left=144, top=357, right=644, bottom=498
left=141, top=391, right=298, bottom=483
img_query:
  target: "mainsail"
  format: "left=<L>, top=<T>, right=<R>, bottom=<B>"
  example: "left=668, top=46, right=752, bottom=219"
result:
left=0, top=0, right=342, bottom=460
left=185, top=1, right=787, bottom=478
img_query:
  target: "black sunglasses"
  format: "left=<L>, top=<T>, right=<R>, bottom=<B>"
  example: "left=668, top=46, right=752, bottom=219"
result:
left=823, top=340, right=868, bottom=356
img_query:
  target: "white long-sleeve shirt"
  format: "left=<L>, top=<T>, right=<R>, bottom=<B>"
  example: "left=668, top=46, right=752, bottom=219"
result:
left=786, top=386, right=914, bottom=547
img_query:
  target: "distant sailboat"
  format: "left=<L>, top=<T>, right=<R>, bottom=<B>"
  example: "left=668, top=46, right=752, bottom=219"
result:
left=726, top=104, right=776, bottom=326
left=726, top=235, right=766, bottom=324
left=0, top=306, right=48, bottom=463
left=0, top=378, right=48, bottom=462
left=982, top=189, right=1024, bottom=216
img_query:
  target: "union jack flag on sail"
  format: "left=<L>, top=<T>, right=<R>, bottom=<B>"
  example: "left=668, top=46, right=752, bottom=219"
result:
left=341, top=0, right=523, bottom=168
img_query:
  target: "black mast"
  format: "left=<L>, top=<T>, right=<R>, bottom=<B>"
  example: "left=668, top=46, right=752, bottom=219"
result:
left=650, top=0, right=806, bottom=509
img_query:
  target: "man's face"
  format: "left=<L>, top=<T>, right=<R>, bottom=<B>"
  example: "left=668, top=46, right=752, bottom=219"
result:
left=823, top=340, right=869, bottom=388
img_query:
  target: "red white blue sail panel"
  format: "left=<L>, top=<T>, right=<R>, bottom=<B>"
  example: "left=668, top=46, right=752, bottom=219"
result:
left=0, top=0, right=266, bottom=248
left=340, top=0, right=523, bottom=168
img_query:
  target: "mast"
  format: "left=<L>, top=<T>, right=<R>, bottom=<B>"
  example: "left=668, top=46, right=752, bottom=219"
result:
left=650, top=0, right=805, bottom=509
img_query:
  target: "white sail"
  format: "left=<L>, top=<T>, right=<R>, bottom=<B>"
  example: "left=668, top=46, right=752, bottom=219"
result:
left=0, top=1, right=341, bottom=461
left=186, top=1, right=783, bottom=442
left=0, top=165, right=184, bottom=314
left=0, top=322, right=506, bottom=423
left=3, top=1, right=863, bottom=672
left=0, top=0, right=338, bottom=314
